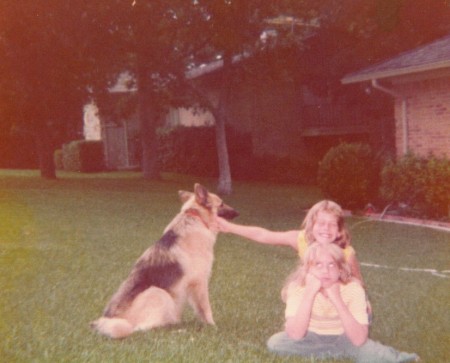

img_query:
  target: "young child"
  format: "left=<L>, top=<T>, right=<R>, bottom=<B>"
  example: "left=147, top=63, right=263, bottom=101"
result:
left=266, top=243, right=419, bottom=362
left=217, top=200, right=364, bottom=284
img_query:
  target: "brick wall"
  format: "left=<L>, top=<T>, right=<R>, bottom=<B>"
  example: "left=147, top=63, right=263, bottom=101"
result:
left=395, top=77, right=450, bottom=158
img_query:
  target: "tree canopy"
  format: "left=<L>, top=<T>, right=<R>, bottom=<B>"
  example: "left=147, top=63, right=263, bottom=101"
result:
left=1, top=0, right=450, bottom=185
left=0, top=1, right=123, bottom=177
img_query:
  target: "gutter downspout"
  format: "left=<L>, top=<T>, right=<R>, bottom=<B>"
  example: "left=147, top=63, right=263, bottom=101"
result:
left=371, top=79, right=408, bottom=155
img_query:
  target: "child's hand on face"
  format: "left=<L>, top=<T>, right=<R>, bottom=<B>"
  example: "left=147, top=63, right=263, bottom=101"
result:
left=304, top=273, right=322, bottom=294
left=324, top=283, right=342, bottom=306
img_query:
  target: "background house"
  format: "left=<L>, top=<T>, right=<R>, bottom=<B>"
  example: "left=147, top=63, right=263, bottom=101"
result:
left=95, top=104, right=215, bottom=170
left=342, top=34, right=450, bottom=158
left=186, top=52, right=393, bottom=161
left=95, top=53, right=391, bottom=172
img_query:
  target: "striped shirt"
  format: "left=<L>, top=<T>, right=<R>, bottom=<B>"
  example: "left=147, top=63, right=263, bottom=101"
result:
left=285, top=281, right=369, bottom=335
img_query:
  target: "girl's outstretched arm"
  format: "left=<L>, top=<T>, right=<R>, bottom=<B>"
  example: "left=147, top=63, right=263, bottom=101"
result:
left=216, top=217, right=299, bottom=249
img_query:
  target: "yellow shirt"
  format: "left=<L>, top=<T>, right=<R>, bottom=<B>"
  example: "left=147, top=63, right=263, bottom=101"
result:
left=285, top=281, right=369, bottom=335
left=297, top=230, right=355, bottom=261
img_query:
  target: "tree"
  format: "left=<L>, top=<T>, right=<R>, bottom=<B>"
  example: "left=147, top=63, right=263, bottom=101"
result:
left=83, top=1, right=210, bottom=180
left=183, top=2, right=251, bottom=194
left=0, top=1, right=321, bottom=187
left=112, top=1, right=193, bottom=179
left=0, top=1, right=119, bottom=178
left=296, top=0, right=450, bottom=82
left=91, top=0, right=302, bottom=192
left=95, top=1, right=326, bottom=193
left=0, top=1, right=197, bottom=179
left=183, top=0, right=305, bottom=194
left=4, top=0, right=447, bottom=185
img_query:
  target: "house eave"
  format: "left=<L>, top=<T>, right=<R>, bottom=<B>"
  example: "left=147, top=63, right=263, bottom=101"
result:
left=341, top=60, right=450, bottom=84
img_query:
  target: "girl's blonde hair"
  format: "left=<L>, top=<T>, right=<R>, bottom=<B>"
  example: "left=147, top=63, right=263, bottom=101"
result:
left=302, top=200, right=351, bottom=249
left=281, top=243, right=352, bottom=302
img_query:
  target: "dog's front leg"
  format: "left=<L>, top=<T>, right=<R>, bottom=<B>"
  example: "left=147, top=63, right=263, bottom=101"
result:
left=188, top=281, right=215, bottom=325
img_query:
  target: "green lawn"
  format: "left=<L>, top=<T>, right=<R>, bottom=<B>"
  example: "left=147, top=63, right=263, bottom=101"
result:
left=0, top=170, right=448, bottom=363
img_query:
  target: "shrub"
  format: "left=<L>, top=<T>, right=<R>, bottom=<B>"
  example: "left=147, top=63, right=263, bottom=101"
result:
left=232, top=155, right=317, bottom=184
left=317, top=143, right=380, bottom=209
left=62, top=140, right=105, bottom=172
left=157, top=126, right=317, bottom=184
left=380, top=153, right=450, bottom=219
left=158, top=127, right=218, bottom=177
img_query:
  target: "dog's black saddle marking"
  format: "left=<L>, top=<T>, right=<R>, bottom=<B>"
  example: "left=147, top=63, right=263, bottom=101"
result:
left=125, top=232, right=183, bottom=303
left=157, top=229, right=178, bottom=249
left=102, top=230, right=183, bottom=318
left=132, top=257, right=182, bottom=292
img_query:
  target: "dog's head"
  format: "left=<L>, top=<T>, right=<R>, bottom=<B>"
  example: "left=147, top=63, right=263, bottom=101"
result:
left=179, top=183, right=239, bottom=220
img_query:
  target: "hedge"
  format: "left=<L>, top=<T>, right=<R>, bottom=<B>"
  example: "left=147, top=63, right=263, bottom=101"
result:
left=380, top=153, right=450, bottom=219
left=317, top=143, right=381, bottom=209
left=60, top=140, right=105, bottom=172
left=157, top=126, right=317, bottom=184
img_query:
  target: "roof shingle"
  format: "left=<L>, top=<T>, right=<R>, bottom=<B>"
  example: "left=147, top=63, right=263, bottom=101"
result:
left=342, top=34, right=450, bottom=84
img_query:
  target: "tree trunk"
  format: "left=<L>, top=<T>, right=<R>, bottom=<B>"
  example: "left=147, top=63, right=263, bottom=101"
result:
left=215, top=109, right=232, bottom=195
left=215, top=54, right=233, bottom=195
left=35, top=127, right=56, bottom=179
left=137, top=62, right=160, bottom=180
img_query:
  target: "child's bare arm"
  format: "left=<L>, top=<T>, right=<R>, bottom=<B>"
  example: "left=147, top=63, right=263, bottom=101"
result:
left=326, top=283, right=368, bottom=346
left=216, top=217, right=299, bottom=249
left=285, top=274, right=321, bottom=340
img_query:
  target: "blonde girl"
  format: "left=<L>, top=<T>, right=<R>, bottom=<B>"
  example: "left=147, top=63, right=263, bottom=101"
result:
left=217, top=200, right=364, bottom=285
left=266, top=243, right=419, bottom=362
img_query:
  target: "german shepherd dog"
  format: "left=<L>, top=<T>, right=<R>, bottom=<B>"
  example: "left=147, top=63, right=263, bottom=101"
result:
left=91, top=183, right=238, bottom=339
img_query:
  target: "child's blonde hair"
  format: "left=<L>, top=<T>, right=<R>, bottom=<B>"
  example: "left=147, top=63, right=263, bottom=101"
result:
left=301, top=200, right=351, bottom=249
left=281, top=243, right=352, bottom=302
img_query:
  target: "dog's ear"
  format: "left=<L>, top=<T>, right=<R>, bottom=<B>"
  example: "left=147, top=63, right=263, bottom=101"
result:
left=178, top=190, right=193, bottom=203
left=194, top=183, right=209, bottom=206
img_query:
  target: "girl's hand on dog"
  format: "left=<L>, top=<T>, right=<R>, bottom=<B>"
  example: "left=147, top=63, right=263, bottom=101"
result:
left=215, top=217, right=230, bottom=233
left=210, top=218, right=221, bottom=233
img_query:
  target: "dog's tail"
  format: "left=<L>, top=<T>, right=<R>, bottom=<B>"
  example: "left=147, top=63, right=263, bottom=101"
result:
left=90, top=317, right=134, bottom=339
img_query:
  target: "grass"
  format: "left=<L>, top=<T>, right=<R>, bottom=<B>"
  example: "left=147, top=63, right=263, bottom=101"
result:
left=0, top=170, right=449, bottom=363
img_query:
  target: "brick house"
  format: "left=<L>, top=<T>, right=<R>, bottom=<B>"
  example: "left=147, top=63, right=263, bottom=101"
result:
left=342, top=34, right=450, bottom=158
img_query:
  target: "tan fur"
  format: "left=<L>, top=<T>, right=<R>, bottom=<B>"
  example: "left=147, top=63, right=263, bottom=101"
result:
left=90, top=183, right=238, bottom=339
